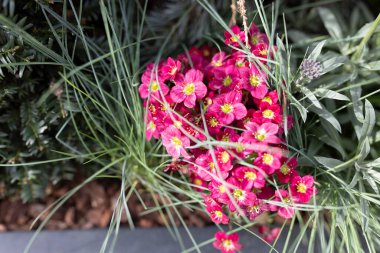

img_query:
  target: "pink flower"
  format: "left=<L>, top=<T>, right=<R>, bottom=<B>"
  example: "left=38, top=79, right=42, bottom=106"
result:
left=232, top=166, right=266, bottom=190
left=190, top=173, right=207, bottom=192
left=232, top=137, right=254, bottom=158
left=254, top=151, right=282, bottom=174
left=205, top=112, right=222, bottom=135
left=224, top=25, right=246, bottom=47
left=275, top=157, right=298, bottom=183
left=213, top=147, right=234, bottom=171
left=209, top=65, right=240, bottom=93
left=209, top=51, right=228, bottom=68
left=202, top=194, right=220, bottom=208
left=139, top=72, right=169, bottom=99
left=217, top=128, right=240, bottom=143
left=160, top=57, right=181, bottom=80
left=170, top=69, right=207, bottom=108
left=208, top=92, right=247, bottom=125
left=248, top=23, right=268, bottom=47
left=209, top=180, right=229, bottom=204
left=241, top=66, right=268, bottom=99
left=254, top=90, right=279, bottom=108
left=290, top=175, right=317, bottom=203
left=226, top=52, right=249, bottom=74
left=245, top=199, right=267, bottom=220
left=273, top=189, right=295, bottom=219
left=195, top=153, right=229, bottom=181
left=161, top=125, right=190, bottom=159
left=145, top=118, right=160, bottom=141
left=253, top=103, right=282, bottom=125
left=252, top=43, right=270, bottom=62
left=206, top=205, right=229, bottom=224
left=226, top=177, right=256, bottom=212
left=242, top=122, right=281, bottom=144
left=213, top=231, right=242, bottom=253
left=263, top=227, right=281, bottom=243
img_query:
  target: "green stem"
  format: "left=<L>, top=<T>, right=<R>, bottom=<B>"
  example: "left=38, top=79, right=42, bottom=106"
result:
left=352, top=13, right=380, bottom=60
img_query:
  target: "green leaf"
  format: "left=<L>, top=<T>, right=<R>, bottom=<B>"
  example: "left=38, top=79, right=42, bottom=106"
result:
left=309, top=40, right=326, bottom=60
left=367, top=158, right=380, bottom=168
left=301, top=87, right=322, bottom=109
left=315, top=156, right=344, bottom=169
left=318, top=8, right=343, bottom=40
left=314, top=88, right=349, bottom=101
left=291, top=102, right=308, bottom=122
left=320, top=56, right=347, bottom=75
left=363, top=171, right=379, bottom=194
left=310, top=105, right=341, bottom=133
left=350, top=87, right=364, bottom=122
left=354, top=20, right=380, bottom=39
left=359, top=100, right=376, bottom=143
left=362, top=61, right=380, bottom=71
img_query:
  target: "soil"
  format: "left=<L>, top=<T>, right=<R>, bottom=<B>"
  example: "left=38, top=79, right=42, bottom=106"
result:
left=0, top=178, right=212, bottom=232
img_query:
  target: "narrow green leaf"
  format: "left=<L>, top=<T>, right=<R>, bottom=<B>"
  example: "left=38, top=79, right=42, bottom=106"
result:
left=320, top=56, right=347, bottom=75
left=362, top=61, right=380, bottom=71
left=318, top=8, right=343, bottom=40
left=315, top=156, right=343, bottom=169
left=366, top=158, right=380, bottom=168
left=314, top=88, right=350, bottom=101
left=310, top=105, right=341, bottom=133
left=309, top=40, right=326, bottom=60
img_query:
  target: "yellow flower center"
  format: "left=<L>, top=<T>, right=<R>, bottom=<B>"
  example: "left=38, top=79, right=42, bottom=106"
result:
left=148, top=121, right=156, bottom=130
left=174, top=121, right=182, bottom=128
left=222, top=240, right=234, bottom=250
left=236, top=60, right=245, bottom=68
left=149, top=104, right=156, bottom=114
left=161, top=104, right=168, bottom=111
left=221, top=134, right=230, bottom=142
left=171, top=137, right=182, bottom=148
left=208, top=117, right=219, bottom=127
left=209, top=162, right=215, bottom=170
left=236, top=143, right=244, bottom=153
left=151, top=81, right=159, bottom=92
left=262, top=109, right=274, bottom=119
left=245, top=171, right=257, bottom=181
left=221, top=103, right=233, bottom=114
left=254, top=129, right=266, bottom=141
left=260, top=50, right=268, bottom=56
left=169, top=66, right=178, bottom=75
left=214, top=210, right=223, bottom=217
left=262, top=153, right=274, bottom=165
left=194, top=179, right=203, bottom=186
left=283, top=197, right=291, bottom=204
left=219, top=151, right=230, bottom=164
left=223, top=76, right=232, bottom=86
left=249, top=75, right=260, bottom=87
left=213, top=60, right=223, bottom=67
left=280, top=165, right=290, bottom=175
left=231, top=35, right=240, bottom=42
left=183, top=83, right=195, bottom=95
left=219, top=185, right=226, bottom=193
left=233, top=189, right=245, bottom=200
left=297, top=183, right=307, bottom=193
left=262, top=96, right=272, bottom=104
left=203, top=49, right=210, bottom=57
left=251, top=35, right=259, bottom=45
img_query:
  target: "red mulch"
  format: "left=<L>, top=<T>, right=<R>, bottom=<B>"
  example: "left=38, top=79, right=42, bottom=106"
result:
left=0, top=178, right=211, bottom=232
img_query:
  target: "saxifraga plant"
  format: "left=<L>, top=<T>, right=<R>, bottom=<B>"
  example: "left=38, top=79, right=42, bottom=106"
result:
left=0, top=0, right=379, bottom=253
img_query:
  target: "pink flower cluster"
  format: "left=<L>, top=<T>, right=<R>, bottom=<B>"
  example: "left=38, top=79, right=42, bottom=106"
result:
left=139, top=24, right=316, bottom=253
